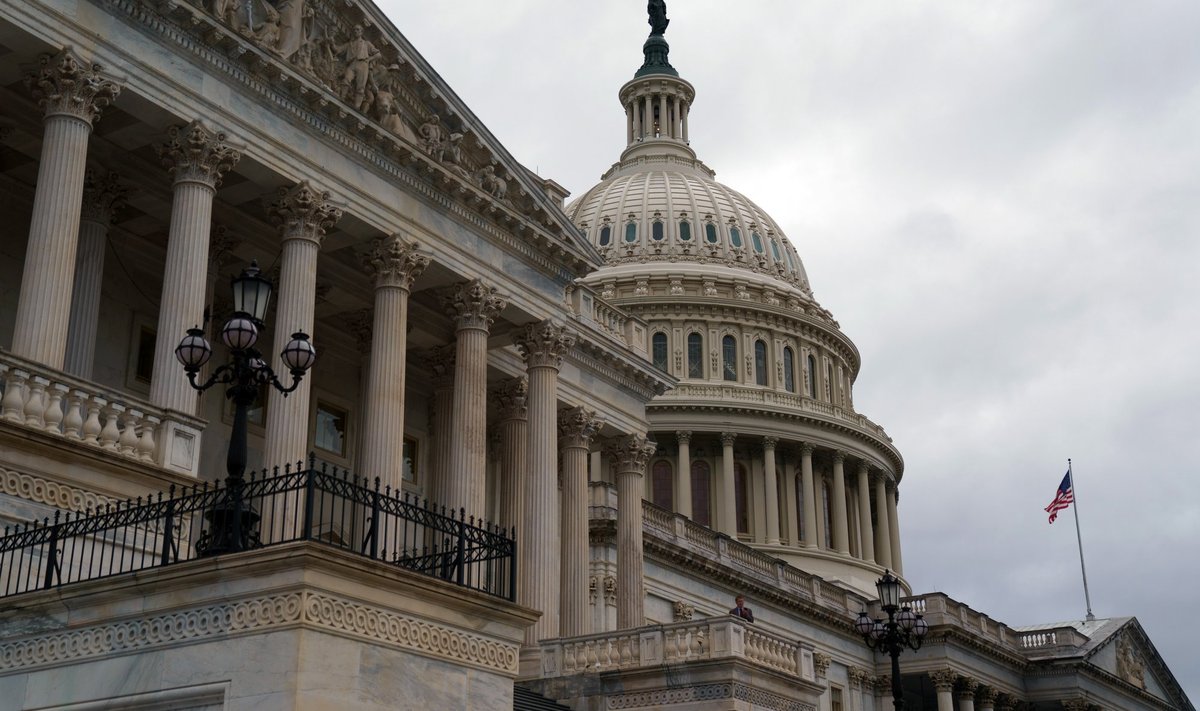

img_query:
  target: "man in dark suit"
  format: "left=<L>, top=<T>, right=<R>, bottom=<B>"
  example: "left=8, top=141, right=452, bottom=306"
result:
left=730, top=595, right=754, bottom=623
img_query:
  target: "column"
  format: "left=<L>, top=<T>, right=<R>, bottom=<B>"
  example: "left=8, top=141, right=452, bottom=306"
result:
left=783, top=457, right=799, bottom=545
left=421, top=345, right=455, bottom=507
left=763, top=437, right=780, bottom=544
left=873, top=473, right=894, bottom=569
left=682, top=104, right=690, bottom=142
left=814, top=475, right=827, bottom=549
left=643, top=96, right=652, bottom=137
left=262, top=182, right=342, bottom=470
left=658, top=94, right=667, bottom=136
left=149, top=121, right=242, bottom=415
left=957, top=677, right=978, bottom=711
left=675, top=430, right=692, bottom=518
left=800, top=443, right=818, bottom=547
left=491, top=377, right=527, bottom=533
left=359, top=234, right=428, bottom=491
left=64, top=169, right=125, bottom=378
left=856, top=461, right=876, bottom=563
left=626, top=102, right=634, bottom=143
left=13, top=50, right=120, bottom=369
left=514, top=320, right=575, bottom=643
left=930, top=670, right=957, bottom=711
left=719, top=432, right=737, bottom=536
left=613, top=433, right=656, bottom=629
left=631, top=100, right=640, bottom=139
left=672, top=96, right=681, bottom=137
left=559, top=406, right=603, bottom=637
left=888, top=482, right=905, bottom=575
left=977, top=687, right=997, bottom=711
left=831, top=451, right=850, bottom=555
left=443, top=280, right=506, bottom=519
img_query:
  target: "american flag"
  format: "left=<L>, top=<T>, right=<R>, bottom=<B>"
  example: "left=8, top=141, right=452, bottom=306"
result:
left=1045, top=471, right=1073, bottom=524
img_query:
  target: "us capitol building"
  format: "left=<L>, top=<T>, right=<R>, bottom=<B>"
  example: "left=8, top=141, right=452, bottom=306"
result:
left=0, top=0, right=1190, bottom=709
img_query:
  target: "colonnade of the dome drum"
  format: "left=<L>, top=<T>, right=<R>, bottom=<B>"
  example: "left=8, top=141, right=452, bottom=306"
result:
left=619, top=75, right=695, bottom=148
left=644, top=432, right=903, bottom=575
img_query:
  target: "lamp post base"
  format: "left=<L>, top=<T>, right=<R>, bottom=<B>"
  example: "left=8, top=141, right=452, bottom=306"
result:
left=196, top=497, right=262, bottom=556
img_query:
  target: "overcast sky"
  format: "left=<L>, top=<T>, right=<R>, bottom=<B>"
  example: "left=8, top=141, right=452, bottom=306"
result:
left=381, top=1, right=1199, bottom=698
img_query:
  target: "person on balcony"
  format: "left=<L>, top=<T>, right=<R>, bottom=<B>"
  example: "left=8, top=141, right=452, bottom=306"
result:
left=730, top=595, right=754, bottom=623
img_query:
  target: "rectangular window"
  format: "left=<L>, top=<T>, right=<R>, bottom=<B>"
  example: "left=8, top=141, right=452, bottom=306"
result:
left=134, top=325, right=156, bottom=383
left=831, top=686, right=843, bottom=711
left=403, top=436, right=418, bottom=482
left=315, top=402, right=348, bottom=457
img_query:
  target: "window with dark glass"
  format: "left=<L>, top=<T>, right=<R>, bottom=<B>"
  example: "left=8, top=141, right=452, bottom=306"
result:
left=652, top=332, right=668, bottom=371
left=751, top=231, right=764, bottom=253
left=652, top=221, right=664, bottom=241
left=735, top=463, right=750, bottom=534
left=770, top=240, right=781, bottom=261
left=687, top=332, right=704, bottom=378
left=652, top=460, right=673, bottom=510
left=783, top=346, right=796, bottom=392
left=705, top=223, right=718, bottom=243
left=679, top=220, right=691, bottom=241
left=754, top=339, right=768, bottom=386
left=722, top=335, right=738, bottom=382
left=625, top=222, right=638, bottom=242
left=826, top=363, right=834, bottom=401
left=729, top=226, right=742, bottom=248
left=599, top=225, right=611, bottom=246
left=807, top=354, right=817, bottom=397
left=691, top=461, right=712, bottom=527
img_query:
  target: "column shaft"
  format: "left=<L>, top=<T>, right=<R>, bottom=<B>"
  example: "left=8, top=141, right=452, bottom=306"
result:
left=719, top=433, right=737, bottom=536
left=763, top=439, right=780, bottom=545
left=856, top=463, right=876, bottom=562
left=263, top=236, right=320, bottom=468
left=874, top=475, right=894, bottom=569
left=446, top=325, right=489, bottom=517
left=675, top=431, right=692, bottom=518
left=63, top=219, right=107, bottom=378
left=614, top=435, right=655, bottom=629
left=832, top=453, right=850, bottom=554
left=783, top=459, right=800, bottom=545
left=801, top=445, right=818, bottom=547
left=888, top=484, right=904, bottom=575
left=559, top=407, right=601, bottom=638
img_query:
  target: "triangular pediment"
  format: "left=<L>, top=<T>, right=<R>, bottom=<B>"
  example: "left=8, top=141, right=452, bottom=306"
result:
left=174, top=0, right=600, bottom=273
left=1085, top=619, right=1192, bottom=710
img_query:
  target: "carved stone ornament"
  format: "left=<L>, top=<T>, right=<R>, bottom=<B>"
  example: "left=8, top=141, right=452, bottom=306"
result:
left=589, top=575, right=598, bottom=605
left=929, top=669, right=958, bottom=691
left=345, top=308, right=373, bottom=350
left=956, top=676, right=979, bottom=700
left=24, top=48, right=121, bottom=125
left=513, top=319, right=575, bottom=369
left=420, top=344, right=456, bottom=383
left=672, top=600, right=695, bottom=621
left=157, top=120, right=242, bottom=187
left=675, top=430, right=692, bottom=444
left=720, top=431, right=737, bottom=447
left=603, top=575, right=617, bottom=604
left=611, top=434, right=657, bottom=473
left=207, top=224, right=243, bottom=274
left=443, top=279, right=506, bottom=331
left=362, top=233, right=429, bottom=290
left=811, top=651, right=830, bottom=679
left=79, top=168, right=127, bottom=226
left=474, top=164, right=508, bottom=199
left=1116, top=634, right=1146, bottom=689
left=267, top=181, right=342, bottom=245
left=558, top=407, right=604, bottom=449
left=977, top=687, right=998, bottom=705
left=491, top=377, right=528, bottom=421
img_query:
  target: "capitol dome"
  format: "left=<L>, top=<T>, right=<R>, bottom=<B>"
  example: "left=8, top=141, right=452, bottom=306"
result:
left=573, top=28, right=906, bottom=597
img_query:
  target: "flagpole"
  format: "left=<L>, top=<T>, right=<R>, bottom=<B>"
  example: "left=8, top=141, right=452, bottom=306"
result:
left=1068, top=459, right=1095, bottom=621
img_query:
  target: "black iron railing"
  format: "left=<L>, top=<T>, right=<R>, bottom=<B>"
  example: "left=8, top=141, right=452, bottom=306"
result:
left=0, top=458, right=516, bottom=600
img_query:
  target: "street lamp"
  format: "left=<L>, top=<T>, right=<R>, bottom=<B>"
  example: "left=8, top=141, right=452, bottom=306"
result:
left=855, top=570, right=928, bottom=710
left=174, top=261, right=316, bottom=554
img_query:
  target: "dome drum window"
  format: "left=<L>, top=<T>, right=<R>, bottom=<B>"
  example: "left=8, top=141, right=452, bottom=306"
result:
left=687, top=332, right=704, bottom=378
left=705, top=222, right=719, bottom=244
left=751, top=231, right=764, bottom=254
left=722, top=335, right=738, bottom=382
left=729, top=226, right=743, bottom=249
left=625, top=222, right=638, bottom=243
left=652, top=332, right=668, bottom=371
left=652, top=221, right=664, bottom=241
left=599, top=224, right=612, bottom=246
left=679, top=220, right=691, bottom=241
left=754, top=339, right=768, bottom=386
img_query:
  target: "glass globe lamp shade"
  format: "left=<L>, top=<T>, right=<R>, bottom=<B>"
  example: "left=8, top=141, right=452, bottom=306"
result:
left=897, top=607, right=917, bottom=631
left=221, top=317, right=258, bottom=351
left=231, top=261, right=273, bottom=324
left=876, top=570, right=903, bottom=610
left=871, top=620, right=886, bottom=640
left=280, top=332, right=316, bottom=373
left=914, top=615, right=929, bottom=638
left=174, top=328, right=212, bottom=370
left=855, top=612, right=874, bottom=637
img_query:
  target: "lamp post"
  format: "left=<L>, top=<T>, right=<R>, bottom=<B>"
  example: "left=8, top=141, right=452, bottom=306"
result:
left=174, top=261, right=316, bottom=555
left=855, top=570, right=928, bottom=711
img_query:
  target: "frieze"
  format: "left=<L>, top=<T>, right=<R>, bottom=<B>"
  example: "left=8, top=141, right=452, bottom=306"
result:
left=0, top=466, right=120, bottom=514
left=608, top=683, right=815, bottom=711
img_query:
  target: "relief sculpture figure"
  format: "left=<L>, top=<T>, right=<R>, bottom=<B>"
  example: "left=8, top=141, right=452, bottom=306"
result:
left=336, top=25, right=381, bottom=112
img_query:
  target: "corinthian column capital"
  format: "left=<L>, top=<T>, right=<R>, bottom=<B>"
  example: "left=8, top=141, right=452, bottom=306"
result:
left=762, top=436, right=778, bottom=451
left=156, top=120, right=241, bottom=187
left=444, top=279, right=506, bottom=332
left=268, top=181, right=342, bottom=245
left=610, top=434, right=657, bottom=473
left=491, top=376, right=528, bottom=421
left=558, top=406, right=604, bottom=449
left=80, top=168, right=126, bottom=225
left=675, top=430, right=692, bottom=444
left=363, top=233, right=429, bottom=290
left=956, top=676, right=979, bottom=699
left=929, top=669, right=958, bottom=691
left=25, top=49, right=121, bottom=124
left=514, top=319, right=575, bottom=369
left=798, top=441, right=814, bottom=456
left=719, top=431, right=737, bottom=447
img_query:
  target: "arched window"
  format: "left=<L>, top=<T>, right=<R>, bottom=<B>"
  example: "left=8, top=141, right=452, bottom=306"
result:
left=754, top=339, right=768, bottom=386
left=678, top=220, right=692, bottom=242
left=687, top=332, right=704, bottom=378
left=806, top=354, right=817, bottom=397
left=751, top=231, right=764, bottom=253
left=722, top=335, right=738, bottom=382
left=599, top=225, right=611, bottom=246
left=735, top=463, right=750, bottom=534
left=624, top=222, right=638, bottom=243
left=770, top=239, right=781, bottom=261
left=652, top=221, right=665, bottom=241
left=705, top=222, right=719, bottom=244
left=691, top=460, right=712, bottom=527
left=783, top=346, right=796, bottom=392
left=825, top=363, right=834, bottom=402
left=729, top=226, right=742, bottom=248
left=652, top=332, right=668, bottom=371
left=651, top=460, right=673, bottom=510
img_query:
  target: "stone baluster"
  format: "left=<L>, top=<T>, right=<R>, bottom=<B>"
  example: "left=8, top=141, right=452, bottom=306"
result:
left=23, top=376, right=49, bottom=428
left=359, top=233, right=428, bottom=492
left=514, top=320, right=574, bottom=643
left=856, top=461, right=876, bottom=563
left=888, top=482, right=904, bottom=575
left=421, top=345, right=455, bottom=508
left=13, top=50, right=120, bottom=369
left=930, top=669, right=957, bottom=711
left=43, top=383, right=67, bottom=433
left=1, top=369, right=28, bottom=422
left=612, top=433, right=656, bottom=629
left=262, top=182, right=342, bottom=474
left=763, top=437, right=780, bottom=544
left=64, top=169, right=126, bottom=379
left=492, top=377, right=528, bottom=534
left=63, top=390, right=86, bottom=439
left=443, top=280, right=507, bottom=520
left=148, top=122, right=241, bottom=415
left=675, top=430, right=692, bottom=518
left=119, top=409, right=140, bottom=455
left=99, top=403, right=123, bottom=450
left=799, top=443, right=818, bottom=547
left=559, top=406, right=603, bottom=637
left=831, top=450, right=850, bottom=554
left=874, top=473, right=894, bottom=570
left=138, top=415, right=160, bottom=462
left=719, top=432, right=737, bottom=536
left=82, top=396, right=104, bottom=444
